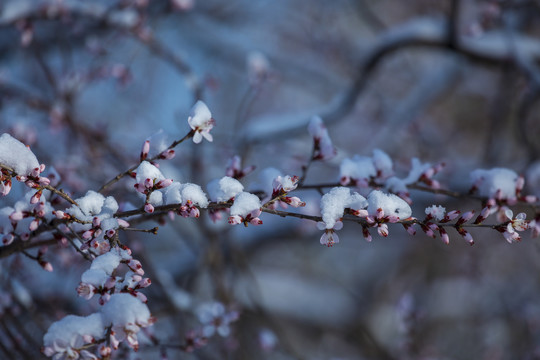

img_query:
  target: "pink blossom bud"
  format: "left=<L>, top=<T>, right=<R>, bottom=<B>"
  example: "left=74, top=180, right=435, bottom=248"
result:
left=140, top=140, right=150, bottom=161
left=9, top=211, right=24, bottom=222
left=144, top=178, right=154, bottom=189
left=525, top=195, right=538, bottom=203
left=362, top=226, right=372, bottom=242
left=39, top=164, right=46, bottom=173
left=387, top=215, right=400, bottom=223
left=515, top=176, right=525, bottom=192
left=138, top=278, right=151, bottom=288
left=340, top=176, right=350, bottom=186
left=352, top=209, right=369, bottom=217
left=104, top=277, right=117, bottom=289
left=106, top=229, right=116, bottom=238
left=0, top=180, right=12, bottom=196
left=377, top=224, right=389, bottom=237
left=3, top=233, right=14, bottom=245
left=457, top=211, right=475, bottom=225
left=29, top=219, right=39, bottom=231
left=109, top=333, right=120, bottom=349
left=30, top=190, right=42, bottom=204
left=134, top=182, right=146, bottom=193
left=422, top=225, right=435, bottom=238
left=144, top=203, right=154, bottom=213
left=92, top=217, right=101, bottom=227
left=443, top=210, right=460, bottom=222
left=128, top=259, right=144, bottom=275
left=40, top=261, right=53, bottom=272
left=82, top=230, right=94, bottom=240
left=189, top=207, right=200, bottom=218
left=99, top=293, right=111, bottom=305
left=376, top=208, right=384, bottom=220
left=250, top=217, right=263, bottom=226
left=117, top=219, right=130, bottom=228
left=228, top=215, right=243, bottom=225
left=37, top=177, right=50, bottom=186
left=155, top=179, right=173, bottom=189
left=284, top=196, right=306, bottom=207
left=159, top=149, right=175, bottom=160
left=457, top=227, right=474, bottom=245
left=99, top=345, right=112, bottom=357
left=440, top=228, right=450, bottom=244
left=20, top=232, right=30, bottom=241
left=31, top=167, right=40, bottom=177
left=430, top=180, right=441, bottom=189
left=403, top=223, right=416, bottom=236
left=135, top=291, right=148, bottom=303
left=17, top=175, right=28, bottom=182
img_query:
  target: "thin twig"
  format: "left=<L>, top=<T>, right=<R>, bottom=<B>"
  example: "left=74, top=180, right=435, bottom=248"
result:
left=98, top=130, right=194, bottom=193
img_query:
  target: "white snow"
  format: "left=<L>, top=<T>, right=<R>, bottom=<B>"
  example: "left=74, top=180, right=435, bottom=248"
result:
left=66, top=191, right=118, bottom=221
left=188, top=101, right=212, bottom=128
left=90, top=251, right=122, bottom=274
left=180, top=183, right=209, bottom=207
left=230, top=192, right=261, bottom=217
left=470, top=168, right=519, bottom=199
left=164, top=182, right=183, bottom=204
left=367, top=190, right=412, bottom=219
left=101, top=293, right=151, bottom=327
left=340, top=155, right=376, bottom=182
left=0, top=133, right=39, bottom=175
left=165, top=182, right=208, bottom=207
left=425, top=205, right=446, bottom=220
left=320, top=187, right=367, bottom=229
left=135, top=161, right=165, bottom=183
left=372, top=149, right=393, bottom=178
left=81, top=268, right=109, bottom=287
left=146, top=129, right=170, bottom=157
left=402, top=158, right=431, bottom=184
left=43, top=313, right=105, bottom=347
left=207, top=176, right=244, bottom=202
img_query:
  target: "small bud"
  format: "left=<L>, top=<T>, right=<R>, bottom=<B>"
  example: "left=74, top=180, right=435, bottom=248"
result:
left=159, top=149, right=175, bottom=160
left=144, top=178, right=154, bottom=189
left=40, top=261, right=53, bottom=272
left=144, top=203, right=154, bottom=213
left=117, top=219, right=130, bottom=228
left=140, top=140, right=150, bottom=161
left=30, top=190, right=42, bottom=204
left=155, top=179, right=173, bottom=189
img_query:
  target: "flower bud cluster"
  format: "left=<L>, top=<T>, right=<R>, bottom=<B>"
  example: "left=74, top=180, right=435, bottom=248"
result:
left=76, top=246, right=151, bottom=305
left=267, top=175, right=306, bottom=209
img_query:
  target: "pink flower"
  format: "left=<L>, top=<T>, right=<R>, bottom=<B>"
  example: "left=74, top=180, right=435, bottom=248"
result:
left=317, top=221, right=343, bottom=247
left=77, top=283, right=96, bottom=300
left=188, top=101, right=215, bottom=144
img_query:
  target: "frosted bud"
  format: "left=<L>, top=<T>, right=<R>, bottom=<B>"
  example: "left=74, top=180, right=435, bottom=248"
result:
left=144, top=203, right=154, bottom=213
